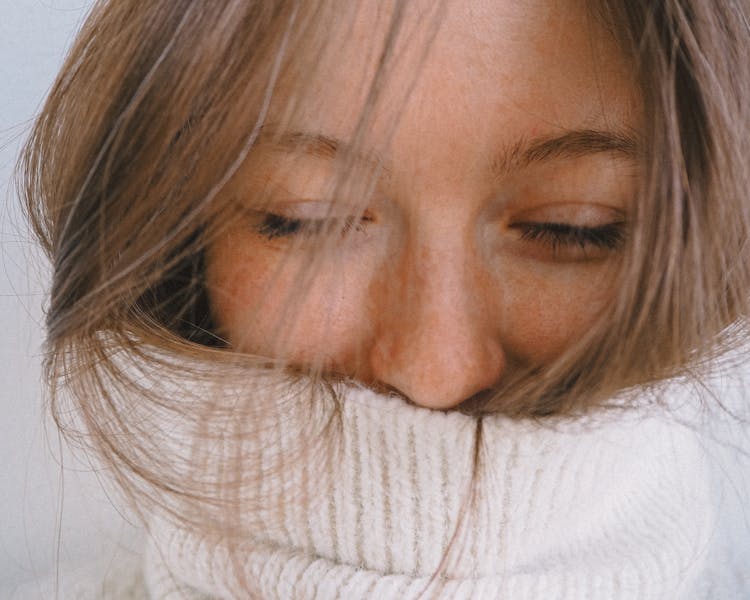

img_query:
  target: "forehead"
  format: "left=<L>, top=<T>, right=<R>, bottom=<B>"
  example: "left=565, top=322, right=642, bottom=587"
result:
left=271, top=0, right=641, bottom=176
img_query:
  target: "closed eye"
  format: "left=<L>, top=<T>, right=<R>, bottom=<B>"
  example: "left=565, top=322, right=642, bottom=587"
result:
left=255, top=212, right=372, bottom=239
left=510, top=221, right=627, bottom=252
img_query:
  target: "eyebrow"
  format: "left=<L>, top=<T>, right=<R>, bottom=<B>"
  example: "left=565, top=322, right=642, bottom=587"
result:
left=260, top=130, right=389, bottom=172
left=491, top=128, right=641, bottom=177
left=259, top=127, right=641, bottom=177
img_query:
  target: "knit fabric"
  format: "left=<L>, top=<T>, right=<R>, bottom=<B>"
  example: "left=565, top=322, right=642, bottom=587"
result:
left=138, top=378, right=750, bottom=599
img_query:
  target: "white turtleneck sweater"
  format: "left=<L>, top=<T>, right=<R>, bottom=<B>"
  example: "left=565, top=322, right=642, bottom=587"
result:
left=13, top=370, right=750, bottom=599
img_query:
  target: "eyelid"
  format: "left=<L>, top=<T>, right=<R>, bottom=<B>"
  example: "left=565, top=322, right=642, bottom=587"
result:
left=507, top=202, right=626, bottom=227
left=256, top=200, right=339, bottom=220
left=506, top=220, right=627, bottom=262
left=255, top=199, right=373, bottom=221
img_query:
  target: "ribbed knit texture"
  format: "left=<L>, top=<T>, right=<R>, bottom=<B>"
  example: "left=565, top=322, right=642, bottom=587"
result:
left=139, top=379, right=748, bottom=599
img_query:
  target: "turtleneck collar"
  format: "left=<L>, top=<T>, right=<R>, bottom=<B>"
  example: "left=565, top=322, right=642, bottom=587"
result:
left=141, top=375, right=717, bottom=599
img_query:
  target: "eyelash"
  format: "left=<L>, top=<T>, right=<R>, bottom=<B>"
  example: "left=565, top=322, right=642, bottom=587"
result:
left=255, top=213, right=627, bottom=253
left=511, top=221, right=627, bottom=251
left=256, top=213, right=370, bottom=239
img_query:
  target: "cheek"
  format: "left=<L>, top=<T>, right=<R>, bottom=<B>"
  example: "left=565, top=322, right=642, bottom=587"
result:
left=205, top=229, right=619, bottom=372
left=496, top=262, right=617, bottom=364
left=205, top=230, right=372, bottom=364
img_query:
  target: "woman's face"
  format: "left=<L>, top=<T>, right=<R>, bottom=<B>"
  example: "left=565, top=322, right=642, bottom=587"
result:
left=206, top=0, right=642, bottom=410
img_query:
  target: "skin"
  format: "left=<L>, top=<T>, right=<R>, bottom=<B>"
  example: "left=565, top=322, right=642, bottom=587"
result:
left=206, top=0, right=643, bottom=410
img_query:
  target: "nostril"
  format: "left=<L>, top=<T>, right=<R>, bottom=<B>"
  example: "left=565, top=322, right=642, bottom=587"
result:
left=366, top=380, right=500, bottom=412
left=366, top=369, right=504, bottom=411
left=362, top=379, right=413, bottom=404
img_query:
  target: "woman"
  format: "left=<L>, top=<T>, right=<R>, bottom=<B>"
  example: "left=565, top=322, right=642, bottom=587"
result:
left=18, top=0, right=750, bottom=597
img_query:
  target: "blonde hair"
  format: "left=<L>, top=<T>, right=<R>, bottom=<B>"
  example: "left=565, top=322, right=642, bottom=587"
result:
left=16, top=0, right=750, bottom=581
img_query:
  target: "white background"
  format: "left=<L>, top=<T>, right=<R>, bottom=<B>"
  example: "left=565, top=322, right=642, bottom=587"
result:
left=0, top=1, right=135, bottom=594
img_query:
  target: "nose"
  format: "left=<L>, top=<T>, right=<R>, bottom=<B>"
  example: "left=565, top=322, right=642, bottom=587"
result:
left=368, top=242, right=505, bottom=410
